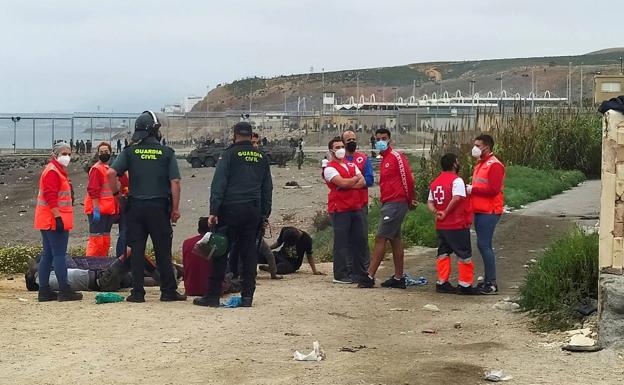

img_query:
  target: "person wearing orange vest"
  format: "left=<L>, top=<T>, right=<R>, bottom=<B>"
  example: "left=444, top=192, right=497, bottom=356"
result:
left=323, top=137, right=368, bottom=284
left=342, top=130, right=374, bottom=277
left=467, top=134, right=505, bottom=295
left=84, top=142, right=118, bottom=257
left=33, top=142, right=83, bottom=302
left=427, top=153, right=478, bottom=295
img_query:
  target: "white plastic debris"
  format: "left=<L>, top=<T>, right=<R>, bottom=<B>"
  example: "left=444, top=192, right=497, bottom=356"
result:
left=484, top=370, right=513, bottom=382
left=293, top=341, right=325, bottom=362
left=569, top=334, right=596, bottom=347
left=162, top=338, right=181, bottom=344
left=423, top=304, right=440, bottom=312
left=564, top=328, right=591, bottom=336
left=492, top=301, right=520, bottom=311
left=17, top=298, right=28, bottom=302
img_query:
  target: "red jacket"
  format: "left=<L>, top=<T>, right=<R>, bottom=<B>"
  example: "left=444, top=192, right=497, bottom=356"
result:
left=182, top=234, right=214, bottom=296
left=379, top=147, right=414, bottom=204
left=430, top=171, right=472, bottom=230
left=325, top=160, right=362, bottom=213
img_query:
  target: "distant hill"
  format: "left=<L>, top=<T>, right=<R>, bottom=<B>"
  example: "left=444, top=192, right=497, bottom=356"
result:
left=193, top=49, right=624, bottom=112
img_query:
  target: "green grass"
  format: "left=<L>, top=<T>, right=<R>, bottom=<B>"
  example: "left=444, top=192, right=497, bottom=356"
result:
left=519, top=229, right=598, bottom=331
left=503, top=166, right=585, bottom=209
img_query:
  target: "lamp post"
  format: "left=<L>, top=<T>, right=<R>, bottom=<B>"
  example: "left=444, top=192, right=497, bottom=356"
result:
left=11, top=116, right=21, bottom=153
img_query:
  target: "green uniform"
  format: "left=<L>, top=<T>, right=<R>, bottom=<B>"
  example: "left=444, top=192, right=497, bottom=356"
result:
left=111, top=137, right=180, bottom=199
left=210, top=141, right=273, bottom=218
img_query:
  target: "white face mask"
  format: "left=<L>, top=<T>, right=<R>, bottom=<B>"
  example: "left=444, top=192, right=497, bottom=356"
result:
left=334, top=148, right=346, bottom=159
left=471, top=146, right=482, bottom=159
left=57, top=155, right=71, bottom=167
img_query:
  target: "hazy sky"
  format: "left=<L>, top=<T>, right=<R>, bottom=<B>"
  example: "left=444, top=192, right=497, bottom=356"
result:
left=0, top=0, right=617, bottom=112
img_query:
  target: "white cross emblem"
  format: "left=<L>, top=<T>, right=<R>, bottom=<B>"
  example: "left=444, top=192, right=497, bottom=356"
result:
left=433, top=185, right=445, bottom=205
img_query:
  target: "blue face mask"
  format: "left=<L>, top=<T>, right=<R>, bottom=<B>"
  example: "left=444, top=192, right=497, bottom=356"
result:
left=375, top=140, right=388, bottom=152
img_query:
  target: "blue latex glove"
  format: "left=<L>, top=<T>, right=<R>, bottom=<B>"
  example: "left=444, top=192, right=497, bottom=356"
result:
left=220, top=295, right=242, bottom=308
left=93, top=206, right=101, bottom=222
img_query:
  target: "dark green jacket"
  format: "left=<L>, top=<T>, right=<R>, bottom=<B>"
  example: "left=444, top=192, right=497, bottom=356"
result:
left=209, top=141, right=272, bottom=218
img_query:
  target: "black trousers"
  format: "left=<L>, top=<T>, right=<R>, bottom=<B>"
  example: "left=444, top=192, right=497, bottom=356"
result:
left=207, top=204, right=261, bottom=299
left=126, top=198, right=177, bottom=296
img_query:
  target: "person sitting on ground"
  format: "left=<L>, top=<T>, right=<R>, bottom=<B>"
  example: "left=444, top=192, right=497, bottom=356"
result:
left=259, top=226, right=324, bottom=275
left=183, top=217, right=242, bottom=296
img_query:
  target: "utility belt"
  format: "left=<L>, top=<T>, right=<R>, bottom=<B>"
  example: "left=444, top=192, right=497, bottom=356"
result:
left=126, top=196, right=171, bottom=213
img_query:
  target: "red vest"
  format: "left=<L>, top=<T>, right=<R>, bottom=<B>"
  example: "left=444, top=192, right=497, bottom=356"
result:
left=325, top=160, right=361, bottom=213
left=84, top=163, right=117, bottom=215
left=430, top=172, right=472, bottom=230
left=471, top=154, right=505, bottom=214
left=34, top=162, right=74, bottom=231
left=348, top=151, right=369, bottom=206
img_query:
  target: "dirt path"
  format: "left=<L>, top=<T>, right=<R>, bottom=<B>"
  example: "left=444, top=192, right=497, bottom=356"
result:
left=1, top=170, right=622, bottom=384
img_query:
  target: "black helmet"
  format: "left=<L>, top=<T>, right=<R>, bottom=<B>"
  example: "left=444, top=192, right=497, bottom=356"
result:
left=133, top=111, right=161, bottom=142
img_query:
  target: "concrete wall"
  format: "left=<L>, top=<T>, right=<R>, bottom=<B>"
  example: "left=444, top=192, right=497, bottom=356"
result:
left=599, top=109, right=624, bottom=348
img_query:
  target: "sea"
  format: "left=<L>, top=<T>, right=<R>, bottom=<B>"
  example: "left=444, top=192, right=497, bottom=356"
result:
left=0, top=113, right=138, bottom=150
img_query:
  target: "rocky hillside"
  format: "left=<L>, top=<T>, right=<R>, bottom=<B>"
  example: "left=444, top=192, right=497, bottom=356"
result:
left=193, top=49, right=624, bottom=112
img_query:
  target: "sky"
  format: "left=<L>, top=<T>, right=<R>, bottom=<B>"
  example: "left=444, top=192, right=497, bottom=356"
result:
left=0, top=0, right=618, bottom=113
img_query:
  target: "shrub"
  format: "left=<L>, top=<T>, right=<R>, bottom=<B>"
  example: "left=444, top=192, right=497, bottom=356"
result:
left=0, top=245, right=42, bottom=275
left=312, top=227, right=334, bottom=262
left=311, top=210, right=331, bottom=231
left=519, top=229, right=598, bottom=331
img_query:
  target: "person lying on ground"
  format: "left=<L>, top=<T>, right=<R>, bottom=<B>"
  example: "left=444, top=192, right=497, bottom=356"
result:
left=258, top=226, right=324, bottom=275
left=24, top=252, right=183, bottom=292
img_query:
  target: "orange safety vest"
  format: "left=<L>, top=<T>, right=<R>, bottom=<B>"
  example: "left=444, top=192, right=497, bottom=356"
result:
left=84, top=163, right=117, bottom=215
left=471, top=154, right=505, bottom=214
left=34, top=162, right=74, bottom=231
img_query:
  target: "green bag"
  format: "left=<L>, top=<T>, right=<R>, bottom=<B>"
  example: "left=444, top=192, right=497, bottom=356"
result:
left=194, top=231, right=229, bottom=260
left=95, top=292, right=125, bottom=304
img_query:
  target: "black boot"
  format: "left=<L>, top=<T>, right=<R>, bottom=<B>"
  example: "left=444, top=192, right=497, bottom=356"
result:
left=126, top=291, right=145, bottom=303
left=38, top=287, right=58, bottom=302
left=241, top=297, right=253, bottom=307
left=193, top=296, right=220, bottom=307
left=58, top=285, right=83, bottom=302
left=160, top=291, right=187, bottom=302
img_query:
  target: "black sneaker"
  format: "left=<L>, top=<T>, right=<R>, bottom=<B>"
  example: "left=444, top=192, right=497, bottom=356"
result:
left=436, top=282, right=458, bottom=294
left=479, top=282, right=499, bottom=295
left=457, top=285, right=480, bottom=295
left=381, top=275, right=406, bottom=289
left=126, top=293, right=146, bottom=303
left=357, top=275, right=375, bottom=288
left=241, top=297, right=253, bottom=307
left=58, top=286, right=83, bottom=302
left=37, top=287, right=58, bottom=302
left=193, top=296, right=220, bottom=307
left=160, top=291, right=187, bottom=302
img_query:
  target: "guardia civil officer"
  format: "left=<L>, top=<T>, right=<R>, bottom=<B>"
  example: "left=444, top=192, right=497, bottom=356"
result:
left=108, top=111, right=186, bottom=303
left=194, top=121, right=273, bottom=308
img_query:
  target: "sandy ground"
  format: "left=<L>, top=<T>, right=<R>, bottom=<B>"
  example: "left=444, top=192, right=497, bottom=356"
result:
left=1, top=161, right=622, bottom=385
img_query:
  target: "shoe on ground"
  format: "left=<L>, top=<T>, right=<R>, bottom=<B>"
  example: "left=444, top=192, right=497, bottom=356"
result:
left=357, top=275, right=375, bottom=288
left=332, top=278, right=354, bottom=284
left=58, top=287, right=83, bottom=302
left=457, top=285, right=480, bottom=295
left=381, top=275, right=406, bottom=289
left=241, top=297, right=253, bottom=307
left=126, top=292, right=145, bottom=303
left=37, top=287, right=58, bottom=302
left=193, top=296, right=220, bottom=307
left=161, top=291, right=187, bottom=301
left=479, top=282, right=499, bottom=295
left=436, top=281, right=458, bottom=294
